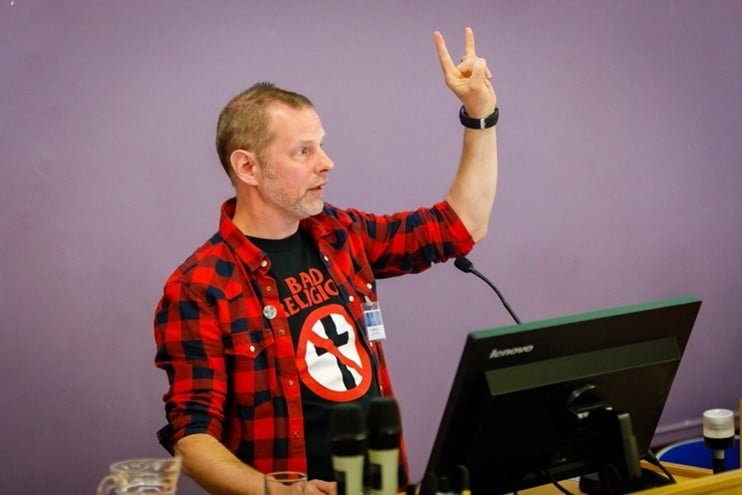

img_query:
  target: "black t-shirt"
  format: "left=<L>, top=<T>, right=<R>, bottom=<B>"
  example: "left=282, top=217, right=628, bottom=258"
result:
left=249, top=230, right=380, bottom=480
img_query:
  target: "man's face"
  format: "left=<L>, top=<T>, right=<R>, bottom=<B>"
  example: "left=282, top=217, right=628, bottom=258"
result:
left=256, top=103, right=334, bottom=222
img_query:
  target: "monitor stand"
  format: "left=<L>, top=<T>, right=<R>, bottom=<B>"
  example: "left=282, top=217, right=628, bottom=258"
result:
left=577, top=408, right=674, bottom=494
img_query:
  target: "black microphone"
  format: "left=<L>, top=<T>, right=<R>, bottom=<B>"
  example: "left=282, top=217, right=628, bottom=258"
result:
left=367, top=398, right=401, bottom=495
left=703, top=408, right=735, bottom=474
left=330, top=404, right=367, bottom=495
left=453, top=256, right=521, bottom=324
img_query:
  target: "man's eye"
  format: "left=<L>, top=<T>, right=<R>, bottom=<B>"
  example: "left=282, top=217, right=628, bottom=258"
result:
left=299, top=147, right=310, bottom=156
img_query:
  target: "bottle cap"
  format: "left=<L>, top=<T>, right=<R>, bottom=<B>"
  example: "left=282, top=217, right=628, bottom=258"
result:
left=703, top=409, right=735, bottom=439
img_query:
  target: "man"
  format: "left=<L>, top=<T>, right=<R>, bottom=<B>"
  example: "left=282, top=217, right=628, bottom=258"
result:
left=154, top=27, right=497, bottom=495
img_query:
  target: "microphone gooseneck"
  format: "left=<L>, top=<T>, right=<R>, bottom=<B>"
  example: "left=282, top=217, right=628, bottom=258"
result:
left=453, top=255, right=521, bottom=324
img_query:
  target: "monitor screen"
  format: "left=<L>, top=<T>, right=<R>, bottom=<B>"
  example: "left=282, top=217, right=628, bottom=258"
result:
left=424, top=296, right=702, bottom=495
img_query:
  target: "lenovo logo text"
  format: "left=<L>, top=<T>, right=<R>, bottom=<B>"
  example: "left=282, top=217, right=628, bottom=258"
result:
left=489, top=345, right=534, bottom=359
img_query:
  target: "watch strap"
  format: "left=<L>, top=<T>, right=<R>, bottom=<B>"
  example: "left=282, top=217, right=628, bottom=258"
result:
left=459, top=106, right=499, bottom=129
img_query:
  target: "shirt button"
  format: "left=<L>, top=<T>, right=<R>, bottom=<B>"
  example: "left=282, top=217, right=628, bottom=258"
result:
left=249, top=345, right=256, bottom=352
left=278, top=328, right=286, bottom=336
left=263, top=305, right=277, bottom=320
left=265, top=285, right=272, bottom=292
left=260, top=260, right=268, bottom=268
left=348, top=295, right=355, bottom=302
left=323, top=255, right=329, bottom=262
left=288, top=379, right=295, bottom=387
left=366, top=283, right=373, bottom=290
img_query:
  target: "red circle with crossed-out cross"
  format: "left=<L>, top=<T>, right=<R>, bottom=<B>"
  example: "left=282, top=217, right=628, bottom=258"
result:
left=296, top=303, right=373, bottom=401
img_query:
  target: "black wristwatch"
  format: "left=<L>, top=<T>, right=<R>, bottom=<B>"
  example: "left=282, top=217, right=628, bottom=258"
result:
left=459, top=106, right=499, bottom=129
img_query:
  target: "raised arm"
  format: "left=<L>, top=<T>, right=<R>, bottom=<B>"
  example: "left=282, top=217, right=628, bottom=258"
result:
left=434, top=27, right=498, bottom=242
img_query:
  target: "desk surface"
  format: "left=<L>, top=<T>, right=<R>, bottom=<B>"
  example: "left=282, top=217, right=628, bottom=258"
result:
left=520, top=463, right=742, bottom=495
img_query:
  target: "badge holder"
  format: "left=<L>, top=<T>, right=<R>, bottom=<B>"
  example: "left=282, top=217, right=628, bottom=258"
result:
left=362, top=298, right=386, bottom=341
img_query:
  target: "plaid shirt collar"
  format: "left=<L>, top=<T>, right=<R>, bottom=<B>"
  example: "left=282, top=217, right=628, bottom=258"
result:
left=218, top=197, right=337, bottom=273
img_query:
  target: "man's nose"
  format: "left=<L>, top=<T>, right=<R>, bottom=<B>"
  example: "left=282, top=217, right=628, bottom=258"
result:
left=318, top=148, right=334, bottom=171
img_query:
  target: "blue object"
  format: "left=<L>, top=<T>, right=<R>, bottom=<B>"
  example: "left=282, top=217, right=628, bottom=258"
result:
left=657, top=436, right=740, bottom=470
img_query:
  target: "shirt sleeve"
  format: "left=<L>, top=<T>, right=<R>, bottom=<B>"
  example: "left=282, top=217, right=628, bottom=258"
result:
left=154, top=280, right=228, bottom=453
left=346, top=200, right=475, bottom=278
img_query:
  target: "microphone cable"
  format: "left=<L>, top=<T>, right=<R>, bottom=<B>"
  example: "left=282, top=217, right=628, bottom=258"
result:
left=453, top=255, right=521, bottom=324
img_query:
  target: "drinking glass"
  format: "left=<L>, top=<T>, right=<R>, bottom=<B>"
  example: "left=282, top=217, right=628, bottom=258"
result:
left=264, top=471, right=307, bottom=495
left=96, top=456, right=182, bottom=494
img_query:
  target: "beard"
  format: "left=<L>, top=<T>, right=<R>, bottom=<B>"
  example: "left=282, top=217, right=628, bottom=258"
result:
left=260, top=164, right=325, bottom=220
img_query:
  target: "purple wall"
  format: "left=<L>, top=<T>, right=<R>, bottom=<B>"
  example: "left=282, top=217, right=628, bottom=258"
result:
left=2, top=2, right=740, bottom=493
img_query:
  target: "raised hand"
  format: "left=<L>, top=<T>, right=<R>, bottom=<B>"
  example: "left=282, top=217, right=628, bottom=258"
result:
left=433, top=27, right=497, bottom=119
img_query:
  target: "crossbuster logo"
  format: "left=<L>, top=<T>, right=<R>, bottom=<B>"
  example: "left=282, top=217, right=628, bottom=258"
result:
left=296, top=303, right=372, bottom=401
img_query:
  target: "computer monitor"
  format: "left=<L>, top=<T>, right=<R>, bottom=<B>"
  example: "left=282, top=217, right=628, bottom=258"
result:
left=424, top=296, right=702, bottom=495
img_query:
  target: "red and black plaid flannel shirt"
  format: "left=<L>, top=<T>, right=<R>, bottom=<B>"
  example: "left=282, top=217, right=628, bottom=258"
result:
left=154, top=197, right=473, bottom=478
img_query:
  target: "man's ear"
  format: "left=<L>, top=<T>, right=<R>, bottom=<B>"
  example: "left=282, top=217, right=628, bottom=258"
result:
left=230, top=149, right=259, bottom=186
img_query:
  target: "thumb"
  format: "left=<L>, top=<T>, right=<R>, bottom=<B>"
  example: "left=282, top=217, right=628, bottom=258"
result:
left=308, top=479, right=337, bottom=495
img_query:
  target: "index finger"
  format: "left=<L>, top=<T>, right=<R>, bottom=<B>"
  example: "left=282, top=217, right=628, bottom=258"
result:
left=463, top=26, right=476, bottom=57
left=433, top=30, right=457, bottom=74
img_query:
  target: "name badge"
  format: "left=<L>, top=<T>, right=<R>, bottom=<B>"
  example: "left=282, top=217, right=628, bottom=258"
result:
left=362, top=298, right=386, bottom=341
